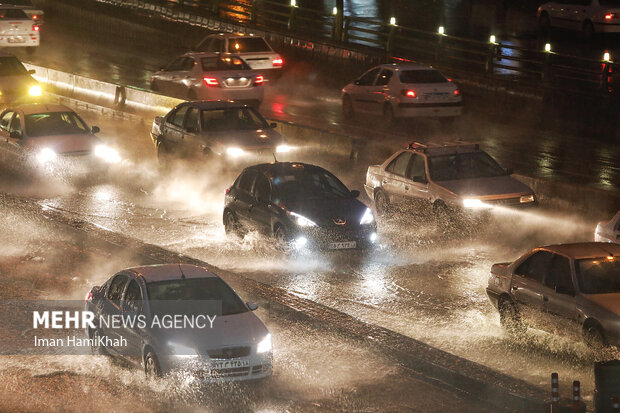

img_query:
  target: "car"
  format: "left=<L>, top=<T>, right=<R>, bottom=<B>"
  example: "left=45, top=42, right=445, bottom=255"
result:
left=85, top=264, right=273, bottom=381
left=150, top=53, right=264, bottom=105
left=364, top=142, right=537, bottom=216
left=538, top=0, right=620, bottom=40
left=341, top=62, right=461, bottom=125
left=595, top=210, right=620, bottom=243
left=223, top=162, right=378, bottom=251
left=0, top=52, right=41, bottom=103
left=1, top=0, right=44, bottom=22
left=486, top=242, right=620, bottom=347
left=193, top=33, right=283, bottom=74
left=0, top=103, right=119, bottom=169
left=0, top=5, right=39, bottom=49
left=151, top=100, right=289, bottom=163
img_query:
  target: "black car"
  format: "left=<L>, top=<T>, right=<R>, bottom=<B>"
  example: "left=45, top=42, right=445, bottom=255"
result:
left=150, top=100, right=288, bottom=163
left=223, top=162, right=378, bottom=250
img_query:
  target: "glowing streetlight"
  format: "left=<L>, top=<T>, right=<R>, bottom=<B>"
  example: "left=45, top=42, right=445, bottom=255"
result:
left=332, top=6, right=338, bottom=15
left=489, top=35, right=496, bottom=44
left=389, top=17, right=396, bottom=26
left=544, top=43, right=551, bottom=52
left=604, top=51, right=611, bottom=62
left=438, top=26, right=445, bottom=35
left=290, top=0, right=297, bottom=7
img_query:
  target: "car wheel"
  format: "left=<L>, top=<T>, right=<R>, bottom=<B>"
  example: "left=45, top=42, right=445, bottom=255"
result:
left=342, top=94, right=354, bottom=119
left=223, top=210, right=243, bottom=237
left=584, top=323, right=606, bottom=349
left=156, top=141, right=173, bottom=169
left=89, top=328, right=107, bottom=355
left=538, top=12, right=551, bottom=35
left=582, top=20, right=595, bottom=41
left=144, top=351, right=162, bottom=379
left=383, top=104, right=395, bottom=127
left=498, top=298, right=525, bottom=336
left=374, top=189, right=389, bottom=215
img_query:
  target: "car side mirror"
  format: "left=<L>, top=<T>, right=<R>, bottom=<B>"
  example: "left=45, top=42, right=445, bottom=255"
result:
left=269, top=122, right=277, bottom=129
left=27, top=69, right=36, bottom=75
left=350, top=190, right=360, bottom=198
left=91, top=126, right=100, bottom=134
left=9, top=131, right=21, bottom=139
left=505, top=167, right=514, bottom=175
left=247, top=302, right=259, bottom=311
left=412, top=175, right=427, bottom=183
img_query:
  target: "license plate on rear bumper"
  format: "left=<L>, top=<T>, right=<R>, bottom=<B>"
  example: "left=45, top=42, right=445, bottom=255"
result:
left=8, top=38, right=25, bottom=43
left=212, top=359, right=250, bottom=369
left=328, top=241, right=356, bottom=250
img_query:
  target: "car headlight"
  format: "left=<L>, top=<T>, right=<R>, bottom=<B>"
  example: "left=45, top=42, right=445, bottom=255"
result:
left=94, top=145, right=120, bottom=163
left=257, top=334, right=272, bottom=354
left=29, top=85, right=42, bottom=97
left=226, top=147, right=245, bottom=157
left=520, top=194, right=535, bottom=203
left=36, top=147, right=56, bottom=164
left=168, top=341, right=197, bottom=357
left=290, top=211, right=317, bottom=227
left=360, top=207, right=374, bottom=225
left=276, top=144, right=291, bottom=153
left=462, top=198, right=491, bottom=209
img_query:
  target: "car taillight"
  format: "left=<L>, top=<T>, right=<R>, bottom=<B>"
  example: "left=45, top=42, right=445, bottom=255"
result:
left=402, top=89, right=416, bottom=98
left=203, top=77, right=219, bottom=87
left=32, top=15, right=37, bottom=20
left=32, top=24, right=39, bottom=31
left=85, top=291, right=92, bottom=302
left=605, top=13, right=619, bottom=20
left=254, top=75, right=264, bottom=86
left=454, top=89, right=460, bottom=96
left=272, top=58, right=283, bottom=67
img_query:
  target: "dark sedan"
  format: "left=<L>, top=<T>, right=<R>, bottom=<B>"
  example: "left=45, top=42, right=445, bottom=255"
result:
left=223, top=162, right=378, bottom=250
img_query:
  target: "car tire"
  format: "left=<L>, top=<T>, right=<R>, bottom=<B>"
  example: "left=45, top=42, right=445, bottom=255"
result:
left=498, top=298, right=525, bottom=336
left=223, top=210, right=243, bottom=237
left=144, top=351, right=162, bottom=379
left=89, top=328, right=107, bottom=355
left=584, top=323, right=606, bottom=348
left=538, top=12, right=551, bottom=35
left=156, top=141, right=173, bottom=169
left=582, top=20, right=595, bottom=42
left=374, top=189, right=389, bottom=215
left=383, top=104, right=395, bottom=127
left=342, top=95, right=354, bottom=119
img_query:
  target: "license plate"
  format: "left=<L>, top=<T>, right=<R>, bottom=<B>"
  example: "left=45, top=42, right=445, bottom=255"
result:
left=212, top=359, right=250, bottom=369
left=8, top=38, right=25, bottom=43
left=328, top=241, right=356, bottom=250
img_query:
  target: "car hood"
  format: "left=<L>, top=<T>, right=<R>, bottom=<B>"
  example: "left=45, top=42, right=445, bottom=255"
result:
left=24, top=134, right=101, bottom=154
left=206, top=128, right=283, bottom=149
left=284, top=197, right=368, bottom=226
left=585, top=294, right=620, bottom=316
left=435, top=176, right=533, bottom=198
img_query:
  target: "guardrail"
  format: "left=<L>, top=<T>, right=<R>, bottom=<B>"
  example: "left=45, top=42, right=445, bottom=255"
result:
left=91, top=0, right=618, bottom=103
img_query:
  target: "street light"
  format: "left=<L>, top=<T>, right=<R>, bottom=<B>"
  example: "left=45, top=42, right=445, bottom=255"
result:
left=290, top=0, right=297, bottom=7
left=604, top=51, right=611, bottom=62
left=438, top=26, right=445, bottom=35
left=489, top=35, right=496, bottom=44
left=389, top=17, right=396, bottom=26
left=332, top=6, right=337, bottom=15
left=544, top=43, right=551, bottom=52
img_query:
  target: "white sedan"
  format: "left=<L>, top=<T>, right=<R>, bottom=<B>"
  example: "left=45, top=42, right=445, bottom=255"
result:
left=538, top=0, right=620, bottom=39
left=0, top=103, right=119, bottom=171
left=0, top=6, right=39, bottom=49
left=596, top=210, right=620, bottom=244
left=341, top=63, right=461, bottom=125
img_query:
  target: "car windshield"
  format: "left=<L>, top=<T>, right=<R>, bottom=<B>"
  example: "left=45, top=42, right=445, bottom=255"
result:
left=229, top=37, right=271, bottom=53
left=427, top=151, right=506, bottom=181
left=576, top=258, right=620, bottom=294
left=146, top=278, right=248, bottom=316
left=399, top=70, right=448, bottom=84
left=201, top=107, right=268, bottom=131
left=0, top=8, right=29, bottom=19
left=0, top=56, right=27, bottom=76
left=25, top=112, right=90, bottom=137
left=200, top=56, right=251, bottom=71
left=272, top=169, right=351, bottom=202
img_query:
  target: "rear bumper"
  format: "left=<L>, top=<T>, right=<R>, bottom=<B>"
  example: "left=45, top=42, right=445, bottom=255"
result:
left=197, top=86, right=264, bottom=103
left=0, top=36, right=39, bottom=47
left=395, top=102, right=462, bottom=118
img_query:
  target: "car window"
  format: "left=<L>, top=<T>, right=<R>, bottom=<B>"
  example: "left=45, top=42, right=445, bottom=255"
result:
left=576, top=258, right=620, bottom=294
left=0, top=111, right=13, bottom=131
left=0, top=9, right=29, bottom=19
left=427, top=151, right=506, bottom=181
left=9, top=113, right=21, bottom=135
left=165, top=57, right=186, bottom=72
left=376, top=69, right=393, bottom=86
left=515, top=251, right=553, bottom=283
left=0, top=57, right=27, bottom=76
left=544, top=255, right=574, bottom=294
left=228, top=37, right=271, bottom=53
left=357, top=68, right=381, bottom=86
left=386, top=152, right=412, bottom=176
left=200, top=56, right=250, bottom=71
left=209, top=38, right=224, bottom=53
left=201, top=107, right=268, bottom=131
left=185, top=107, right=199, bottom=133
left=407, top=154, right=427, bottom=182
left=254, top=173, right=271, bottom=201
left=238, top=170, right=257, bottom=192
left=180, top=57, right=195, bottom=71
left=108, top=274, right=129, bottom=301
left=399, top=70, right=448, bottom=84
left=168, top=106, right=188, bottom=128
left=24, top=112, right=89, bottom=137
left=123, top=279, right=143, bottom=313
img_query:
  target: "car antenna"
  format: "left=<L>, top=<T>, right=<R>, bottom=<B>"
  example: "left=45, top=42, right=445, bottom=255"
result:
left=178, top=264, right=186, bottom=279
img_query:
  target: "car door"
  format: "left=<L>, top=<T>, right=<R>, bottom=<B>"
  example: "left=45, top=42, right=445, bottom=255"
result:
left=403, top=154, right=432, bottom=208
left=180, top=104, right=203, bottom=156
left=510, top=250, right=554, bottom=327
left=350, top=67, right=381, bottom=113
left=233, top=169, right=258, bottom=229
left=118, top=277, right=145, bottom=362
left=99, top=272, right=129, bottom=355
left=381, top=151, right=413, bottom=205
left=366, top=68, right=393, bottom=114
left=162, top=105, right=189, bottom=153
left=248, top=172, right=273, bottom=234
left=541, top=254, right=580, bottom=336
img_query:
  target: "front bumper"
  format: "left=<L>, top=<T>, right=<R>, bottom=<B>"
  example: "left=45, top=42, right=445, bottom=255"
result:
left=291, top=224, right=378, bottom=251
left=160, top=352, right=273, bottom=382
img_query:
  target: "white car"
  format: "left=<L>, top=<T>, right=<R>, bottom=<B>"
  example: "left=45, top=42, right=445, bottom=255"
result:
left=151, top=53, right=264, bottom=106
left=538, top=0, right=620, bottom=39
left=0, top=103, right=119, bottom=170
left=0, top=5, right=39, bottom=48
left=341, top=63, right=461, bottom=125
left=194, top=33, right=283, bottom=74
left=595, top=210, right=620, bottom=243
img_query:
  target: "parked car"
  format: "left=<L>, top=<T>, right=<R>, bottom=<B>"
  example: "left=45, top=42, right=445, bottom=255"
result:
left=193, top=33, right=283, bottom=74
left=0, top=5, right=39, bottom=49
left=0, top=103, right=119, bottom=169
left=0, top=52, right=41, bottom=103
left=364, top=142, right=536, bottom=216
left=595, top=210, right=620, bottom=244
left=150, top=53, right=264, bottom=105
left=223, top=162, right=378, bottom=250
left=486, top=242, right=620, bottom=347
left=151, top=100, right=288, bottom=163
left=341, top=62, right=461, bottom=125
left=85, top=264, right=273, bottom=381
left=538, top=0, right=620, bottom=40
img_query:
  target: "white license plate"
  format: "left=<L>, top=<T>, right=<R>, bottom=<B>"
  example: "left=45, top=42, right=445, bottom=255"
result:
left=8, top=38, right=25, bottom=43
left=212, top=359, right=250, bottom=369
left=328, top=241, right=356, bottom=250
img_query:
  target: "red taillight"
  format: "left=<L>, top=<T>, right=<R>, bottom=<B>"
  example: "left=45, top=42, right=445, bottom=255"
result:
left=272, top=58, right=283, bottom=67
left=203, top=77, right=219, bottom=87
left=454, top=89, right=460, bottom=96
left=447, top=78, right=452, bottom=82
left=85, top=291, right=92, bottom=302
left=32, top=24, right=39, bottom=31
left=32, top=15, right=37, bottom=20
left=402, top=89, right=416, bottom=98
left=605, top=13, right=613, bottom=20
left=254, top=75, right=264, bottom=85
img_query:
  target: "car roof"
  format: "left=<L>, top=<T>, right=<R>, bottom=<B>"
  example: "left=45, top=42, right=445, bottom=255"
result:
left=208, top=32, right=264, bottom=39
left=179, top=100, right=251, bottom=110
left=377, top=62, right=436, bottom=71
left=13, top=103, right=73, bottom=115
left=245, top=162, right=327, bottom=177
left=126, top=264, right=220, bottom=283
left=540, top=242, right=620, bottom=259
left=184, top=52, right=246, bottom=59
left=404, top=141, right=481, bottom=156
